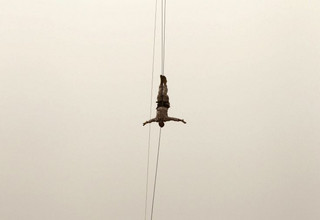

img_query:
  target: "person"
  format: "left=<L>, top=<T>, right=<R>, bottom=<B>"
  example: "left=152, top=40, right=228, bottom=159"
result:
left=143, top=75, right=186, bottom=127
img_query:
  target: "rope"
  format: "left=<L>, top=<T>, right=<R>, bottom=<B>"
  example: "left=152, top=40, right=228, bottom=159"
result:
left=145, top=0, right=166, bottom=219
left=144, top=0, right=158, bottom=220
left=161, top=0, right=166, bottom=76
left=150, top=128, right=162, bottom=220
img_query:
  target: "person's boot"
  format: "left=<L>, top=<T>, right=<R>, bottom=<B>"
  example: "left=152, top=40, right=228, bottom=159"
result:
left=160, top=75, right=167, bottom=85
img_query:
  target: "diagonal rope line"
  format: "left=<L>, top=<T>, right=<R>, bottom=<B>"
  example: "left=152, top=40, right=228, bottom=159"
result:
left=146, top=0, right=166, bottom=219
left=150, top=128, right=162, bottom=220
left=144, top=0, right=158, bottom=220
left=150, top=1, right=166, bottom=219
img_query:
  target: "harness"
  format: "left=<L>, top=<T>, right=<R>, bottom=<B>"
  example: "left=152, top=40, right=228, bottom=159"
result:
left=157, top=100, right=170, bottom=108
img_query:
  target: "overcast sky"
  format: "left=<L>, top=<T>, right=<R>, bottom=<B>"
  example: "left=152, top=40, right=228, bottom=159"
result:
left=1, top=0, right=320, bottom=219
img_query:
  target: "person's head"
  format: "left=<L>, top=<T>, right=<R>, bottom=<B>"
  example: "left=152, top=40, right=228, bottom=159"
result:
left=158, top=121, right=165, bottom=128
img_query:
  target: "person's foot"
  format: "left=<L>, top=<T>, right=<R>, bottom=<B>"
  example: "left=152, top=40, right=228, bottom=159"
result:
left=160, top=75, right=167, bottom=84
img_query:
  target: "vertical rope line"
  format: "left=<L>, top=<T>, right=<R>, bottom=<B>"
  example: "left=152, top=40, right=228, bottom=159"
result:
left=144, top=0, right=158, bottom=219
left=150, top=128, right=162, bottom=220
left=161, top=0, right=164, bottom=75
left=163, top=0, right=166, bottom=75
left=147, top=0, right=166, bottom=219
left=149, top=0, right=158, bottom=119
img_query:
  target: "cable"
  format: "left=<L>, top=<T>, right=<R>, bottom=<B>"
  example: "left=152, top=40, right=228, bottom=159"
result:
left=150, top=1, right=166, bottom=220
left=161, top=0, right=163, bottom=75
left=163, top=0, right=166, bottom=75
left=161, top=0, right=166, bottom=76
left=145, top=0, right=166, bottom=219
left=150, top=128, right=162, bottom=220
left=144, top=0, right=158, bottom=220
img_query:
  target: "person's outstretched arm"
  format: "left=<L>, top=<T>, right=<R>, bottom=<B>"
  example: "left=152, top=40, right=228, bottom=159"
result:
left=166, top=117, right=186, bottom=124
left=143, top=118, right=157, bottom=126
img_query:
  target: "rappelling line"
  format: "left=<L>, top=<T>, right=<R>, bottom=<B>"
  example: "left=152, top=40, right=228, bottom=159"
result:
left=146, top=0, right=166, bottom=219
left=144, top=0, right=158, bottom=220
left=160, top=0, right=166, bottom=102
left=150, top=1, right=166, bottom=220
left=163, top=0, right=166, bottom=75
left=161, top=0, right=167, bottom=76
left=150, top=128, right=162, bottom=220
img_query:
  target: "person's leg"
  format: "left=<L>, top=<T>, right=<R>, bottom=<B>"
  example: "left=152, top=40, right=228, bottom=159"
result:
left=157, top=76, right=170, bottom=108
left=161, top=84, right=169, bottom=102
left=160, top=75, right=167, bottom=84
left=157, top=84, right=164, bottom=102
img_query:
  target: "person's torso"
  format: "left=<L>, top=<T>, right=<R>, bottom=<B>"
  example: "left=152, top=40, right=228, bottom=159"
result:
left=156, top=107, right=168, bottom=120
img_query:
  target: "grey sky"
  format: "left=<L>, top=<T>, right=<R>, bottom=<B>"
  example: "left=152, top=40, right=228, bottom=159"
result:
left=1, top=0, right=320, bottom=219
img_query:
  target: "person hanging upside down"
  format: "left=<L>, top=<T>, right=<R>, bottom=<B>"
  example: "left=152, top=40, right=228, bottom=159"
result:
left=143, top=75, right=186, bottom=127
